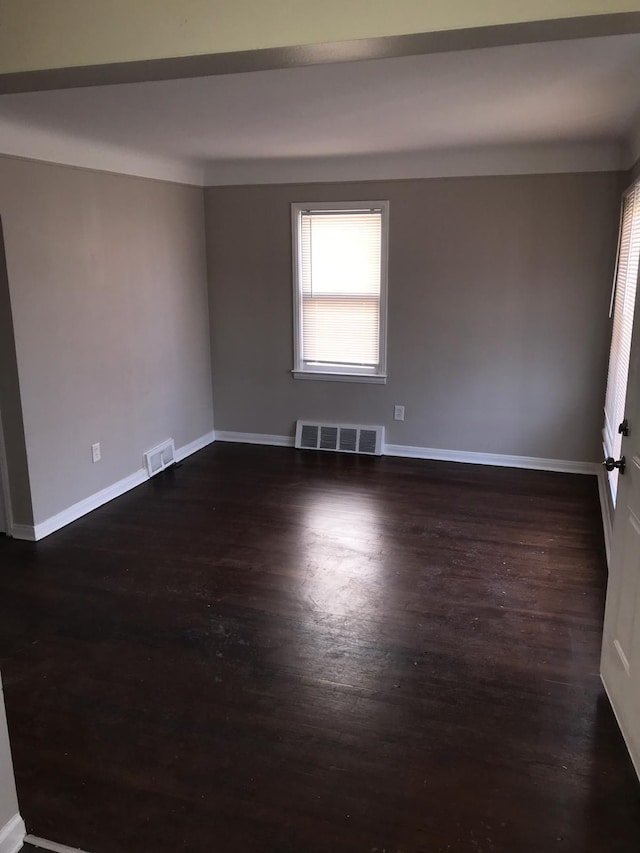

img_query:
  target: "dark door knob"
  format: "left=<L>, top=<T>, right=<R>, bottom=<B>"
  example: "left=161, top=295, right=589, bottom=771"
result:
left=619, top=419, right=629, bottom=436
left=604, top=456, right=626, bottom=474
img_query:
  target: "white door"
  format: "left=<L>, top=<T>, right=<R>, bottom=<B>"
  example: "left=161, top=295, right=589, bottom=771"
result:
left=601, top=290, right=640, bottom=778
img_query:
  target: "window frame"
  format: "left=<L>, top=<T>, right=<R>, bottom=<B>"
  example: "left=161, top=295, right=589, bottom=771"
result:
left=291, top=200, right=389, bottom=384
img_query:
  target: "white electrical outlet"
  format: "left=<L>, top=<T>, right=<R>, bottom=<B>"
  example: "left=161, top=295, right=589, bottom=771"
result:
left=394, top=405, right=405, bottom=421
left=91, top=442, right=101, bottom=463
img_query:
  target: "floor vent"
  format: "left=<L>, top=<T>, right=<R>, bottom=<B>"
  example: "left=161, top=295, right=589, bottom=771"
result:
left=144, top=439, right=175, bottom=477
left=295, top=421, right=384, bottom=456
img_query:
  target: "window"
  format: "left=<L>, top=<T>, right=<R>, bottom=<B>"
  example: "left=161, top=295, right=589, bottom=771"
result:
left=291, top=201, right=388, bottom=383
left=603, top=181, right=640, bottom=504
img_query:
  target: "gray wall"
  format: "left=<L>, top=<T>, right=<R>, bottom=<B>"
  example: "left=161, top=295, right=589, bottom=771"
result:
left=0, top=675, right=19, bottom=832
left=0, top=156, right=213, bottom=526
left=205, top=173, right=622, bottom=462
left=0, top=222, right=32, bottom=525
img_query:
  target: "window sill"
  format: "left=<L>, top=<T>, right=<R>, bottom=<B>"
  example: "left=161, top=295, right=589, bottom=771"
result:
left=292, top=370, right=387, bottom=385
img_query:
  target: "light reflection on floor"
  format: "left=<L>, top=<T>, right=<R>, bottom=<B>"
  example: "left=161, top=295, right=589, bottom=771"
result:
left=299, top=490, right=386, bottom=620
left=284, top=489, right=405, bottom=738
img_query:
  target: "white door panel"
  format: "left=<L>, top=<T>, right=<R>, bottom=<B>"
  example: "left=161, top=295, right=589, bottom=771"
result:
left=601, top=267, right=640, bottom=779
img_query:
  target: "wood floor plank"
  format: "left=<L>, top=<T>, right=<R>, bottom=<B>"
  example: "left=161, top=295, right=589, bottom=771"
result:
left=0, top=444, right=639, bottom=852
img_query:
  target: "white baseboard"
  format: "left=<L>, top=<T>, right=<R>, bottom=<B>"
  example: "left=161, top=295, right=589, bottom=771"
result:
left=174, top=430, right=215, bottom=462
left=10, top=430, right=216, bottom=542
left=215, top=431, right=295, bottom=448
left=384, top=443, right=599, bottom=475
left=597, top=467, right=613, bottom=570
left=25, top=836, right=92, bottom=853
left=213, top=431, right=598, bottom=475
left=10, top=431, right=598, bottom=542
left=8, top=524, right=36, bottom=542
left=29, top=468, right=149, bottom=541
left=0, top=815, right=25, bottom=853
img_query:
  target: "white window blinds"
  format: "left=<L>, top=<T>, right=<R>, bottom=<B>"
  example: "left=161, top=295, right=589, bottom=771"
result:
left=603, top=182, right=640, bottom=503
left=292, top=202, right=388, bottom=380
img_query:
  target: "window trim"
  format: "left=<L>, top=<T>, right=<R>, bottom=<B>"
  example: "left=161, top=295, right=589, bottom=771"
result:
left=291, top=200, right=389, bottom=384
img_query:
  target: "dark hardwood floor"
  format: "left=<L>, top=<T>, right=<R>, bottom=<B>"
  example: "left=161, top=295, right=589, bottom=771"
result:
left=1, top=444, right=639, bottom=853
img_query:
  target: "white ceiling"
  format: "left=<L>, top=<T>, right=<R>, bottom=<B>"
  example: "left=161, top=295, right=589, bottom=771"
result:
left=0, top=33, right=639, bottom=185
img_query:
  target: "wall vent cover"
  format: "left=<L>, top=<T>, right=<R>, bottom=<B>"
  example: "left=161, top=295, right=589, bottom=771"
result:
left=144, top=439, right=175, bottom=477
left=295, top=421, right=384, bottom=456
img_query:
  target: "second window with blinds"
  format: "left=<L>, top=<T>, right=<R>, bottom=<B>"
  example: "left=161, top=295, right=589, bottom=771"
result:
left=603, top=180, right=640, bottom=504
left=291, top=201, right=389, bottom=383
